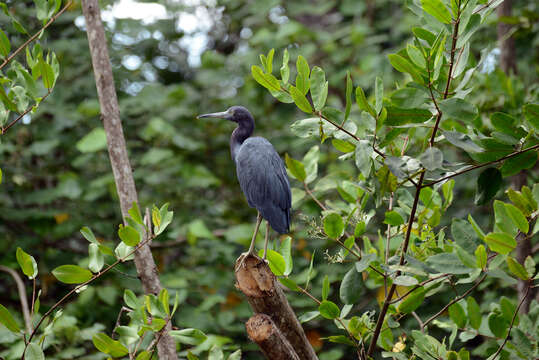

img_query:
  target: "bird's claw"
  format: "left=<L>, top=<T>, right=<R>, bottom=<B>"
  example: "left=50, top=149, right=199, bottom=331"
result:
left=235, top=251, right=253, bottom=271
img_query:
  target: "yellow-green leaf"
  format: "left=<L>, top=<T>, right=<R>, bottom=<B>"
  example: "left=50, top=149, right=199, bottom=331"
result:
left=507, top=257, right=529, bottom=280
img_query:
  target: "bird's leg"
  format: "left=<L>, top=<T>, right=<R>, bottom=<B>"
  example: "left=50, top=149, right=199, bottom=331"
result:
left=262, top=221, right=270, bottom=260
left=236, top=212, right=262, bottom=270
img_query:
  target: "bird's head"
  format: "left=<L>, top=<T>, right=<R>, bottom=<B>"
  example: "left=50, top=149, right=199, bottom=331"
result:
left=197, top=106, right=253, bottom=125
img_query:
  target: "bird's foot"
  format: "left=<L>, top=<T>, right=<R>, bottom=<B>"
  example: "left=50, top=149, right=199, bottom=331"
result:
left=235, top=251, right=255, bottom=271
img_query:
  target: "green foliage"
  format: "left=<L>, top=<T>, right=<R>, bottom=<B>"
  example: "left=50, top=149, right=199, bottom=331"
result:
left=1, top=0, right=538, bottom=359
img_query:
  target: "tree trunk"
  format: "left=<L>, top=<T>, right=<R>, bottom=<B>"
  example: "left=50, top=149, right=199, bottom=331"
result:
left=235, top=254, right=319, bottom=360
left=246, top=314, right=301, bottom=360
left=497, top=0, right=517, bottom=74
left=81, top=1, right=178, bottom=358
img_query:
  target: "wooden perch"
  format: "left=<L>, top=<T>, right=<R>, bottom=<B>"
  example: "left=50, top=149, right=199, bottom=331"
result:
left=235, top=254, right=318, bottom=360
left=246, top=314, right=300, bottom=360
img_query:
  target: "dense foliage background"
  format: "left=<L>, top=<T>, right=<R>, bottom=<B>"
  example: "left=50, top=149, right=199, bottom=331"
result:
left=0, top=0, right=538, bottom=359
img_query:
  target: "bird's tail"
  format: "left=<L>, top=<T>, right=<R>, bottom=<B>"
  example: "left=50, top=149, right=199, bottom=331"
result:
left=259, top=204, right=289, bottom=234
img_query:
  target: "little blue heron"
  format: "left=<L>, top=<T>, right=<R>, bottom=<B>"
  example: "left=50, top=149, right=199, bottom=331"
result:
left=197, top=106, right=291, bottom=266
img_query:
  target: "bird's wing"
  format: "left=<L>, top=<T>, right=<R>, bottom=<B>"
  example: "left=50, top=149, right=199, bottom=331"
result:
left=235, top=137, right=291, bottom=212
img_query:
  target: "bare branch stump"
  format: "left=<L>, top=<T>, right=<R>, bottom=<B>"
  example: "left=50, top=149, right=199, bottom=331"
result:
left=235, top=254, right=318, bottom=360
left=246, top=314, right=300, bottom=360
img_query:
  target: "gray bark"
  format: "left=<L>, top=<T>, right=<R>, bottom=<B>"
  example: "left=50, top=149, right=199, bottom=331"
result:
left=246, top=314, right=301, bottom=360
left=81, top=1, right=177, bottom=358
left=235, top=254, right=318, bottom=360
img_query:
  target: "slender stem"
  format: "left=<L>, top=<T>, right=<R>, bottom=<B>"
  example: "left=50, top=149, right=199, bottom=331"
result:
left=490, top=283, right=531, bottom=359
left=0, top=1, right=73, bottom=71
left=423, top=144, right=539, bottom=188
left=388, top=274, right=451, bottom=304
left=23, top=234, right=154, bottom=355
left=384, top=193, right=394, bottom=297
left=303, top=182, right=327, bottom=210
left=1, top=90, right=52, bottom=135
left=0, top=265, right=32, bottom=334
left=423, top=273, right=487, bottom=327
left=30, top=278, right=36, bottom=329
left=367, top=3, right=463, bottom=356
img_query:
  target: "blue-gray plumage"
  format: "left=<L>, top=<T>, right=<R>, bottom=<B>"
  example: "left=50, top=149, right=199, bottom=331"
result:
left=197, top=106, right=291, bottom=261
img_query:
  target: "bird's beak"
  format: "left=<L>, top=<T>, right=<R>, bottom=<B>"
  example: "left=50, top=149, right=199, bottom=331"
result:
left=197, top=110, right=231, bottom=120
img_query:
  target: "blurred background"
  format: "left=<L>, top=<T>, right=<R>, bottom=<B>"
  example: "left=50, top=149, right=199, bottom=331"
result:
left=0, top=0, right=537, bottom=358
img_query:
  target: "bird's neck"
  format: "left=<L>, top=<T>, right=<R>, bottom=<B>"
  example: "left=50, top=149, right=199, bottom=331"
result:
left=230, top=121, right=254, bottom=161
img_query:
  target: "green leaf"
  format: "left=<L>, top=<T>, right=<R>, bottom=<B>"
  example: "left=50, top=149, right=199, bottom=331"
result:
left=26, top=343, right=45, bottom=360
left=406, top=44, right=426, bottom=68
left=280, top=236, right=293, bottom=276
left=285, top=153, right=306, bottom=181
left=355, top=85, right=375, bottom=116
left=280, top=49, right=290, bottom=83
left=289, top=85, right=313, bottom=113
left=468, top=214, right=486, bottom=240
left=0, top=29, right=10, bottom=57
left=421, top=0, right=452, bottom=24
left=418, top=147, right=443, bottom=171
left=322, top=274, right=330, bottom=301
left=128, top=202, right=144, bottom=225
left=0, top=168, right=2, bottom=184
left=475, top=168, right=502, bottom=205
left=455, top=245, right=477, bottom=268
left=448, top=302, right=467, bottom=328
left=412, top=27, right=436, bottom=45
left=375, top=76, right=383, bottom=114
left=524, top=256, right=536, bottom=278
left=385, top=156, right=407, bottom=179
left=439, top=98, right=478, bottom=122
left=261, top=249, right=286, bottom=276
left=398, top=286, right=425, bottom=314
left=355, top=140, right=373, bottom=178
left=279, top=277, right=300, bottom=291
left=310, top=66, right=328, bottom=111
left=393, top=275, right=419, bottom=286
left=484, top=232, right=516, bottom=255
left=118, top=224, right=141, bottom=246
left=451, top=218, right=480, bottom=253
left=52, top=265, right=93, bottom=284
left=512, top=328, right=534, bottom=359
left=92, top=333, right=129, bottom=357
left=0, top=304, right=20, bottom=333
left=467, top=297, right=482, bottom=330
left=323, top=213, right=344, bottom=239
left=523, top=103, right=539, bottom=131
left=319, top=300, right=340, bottom=319
left=475, top=245, right=487, bottom=269
left=332, top=139, right=355, bottom=153
left=159, top=288, right=170, bottom=315
left=387, top=54, right=422, bottom=83
left=344, top=71, right=353, bottom=121
left=488, top=313, right=508, bottom=338
left=340, top=267, right=363, bottom=304
left=443, top=131, right=483, bottom=153
left=88, top=243, right=104, bottom=273
left=384, top=210, right=404, bottom=226
left=506, top=257, right=529, bottom=280
left=386, top=106, right=432, bottom=126
left=80, top=226, right=98, bottom=244
left=123, top=289, right=140, bottom=309
left=504, top=203, right=528, bottom=234
left=16, top=247, right=38, bottom=279
left=296, top=55, right=310, bottom=95
left=425, top=253, right=470, bottom=274
left=76, top=127, right=107, bottom=153
left=500, top=151, right=537, bottom=177
left=491, top=112, right=524, bottom=139
left=251, top=65, right=280, bottom=92
left=494, top=200, right=518, bottom=236
left=38, top=58, right=55, bottom=89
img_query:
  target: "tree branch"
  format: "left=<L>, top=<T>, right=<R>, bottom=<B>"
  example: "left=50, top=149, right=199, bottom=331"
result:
left=81, top=1, right=177, bottom=358
left=422, top=144, right=539, bottom=188
left=246, top=314, right=301, bottom=360
left=1, top=90, right=52, bottom=135
left=0, top=265, right=32, bottom=334
left=0, top=1, right=73, bottom=71
left=490, top=282, right=531, bottom=359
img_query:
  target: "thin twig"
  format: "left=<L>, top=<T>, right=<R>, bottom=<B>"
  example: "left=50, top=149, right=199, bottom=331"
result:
left=366, top=3, right=462, bottom=356
left=423, top=273, right=487, bottom=327
left=112, top=306, right=132, bottom=339
left=423, top=144, right=539, bottom=188
left=0, top=1, right=73, bottom=71
left=22, top=234, right=155, bottom=357
left=0, top=265, right=32, bottom=334
left=411, top=311, right=424, bottom=332
left=1, top=90, right=52, bottom=135
left=490, top=283, right=531, bottom=359
left=304, top=182, right=327, bottom=210
left=388, top=274, right=451, bottom=304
